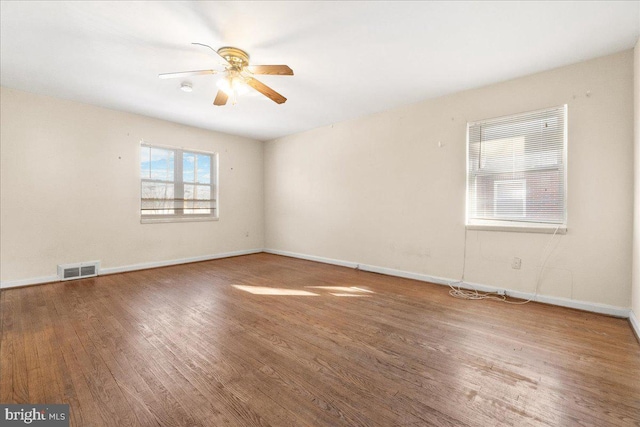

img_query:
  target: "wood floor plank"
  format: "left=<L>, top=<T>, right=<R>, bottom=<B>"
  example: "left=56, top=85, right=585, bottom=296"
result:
left=1, top=253, right=639, bottom=426
left=206, top=287, right=479, bottom=425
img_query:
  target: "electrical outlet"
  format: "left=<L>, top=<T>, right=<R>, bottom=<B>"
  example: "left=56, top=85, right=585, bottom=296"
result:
left=512, top=257, right=522, bottom=269
left=497, top=289, right=506, bottom=296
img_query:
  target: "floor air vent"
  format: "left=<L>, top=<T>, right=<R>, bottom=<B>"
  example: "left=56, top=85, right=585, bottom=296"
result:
left=57, top=261, right=100, bottom=281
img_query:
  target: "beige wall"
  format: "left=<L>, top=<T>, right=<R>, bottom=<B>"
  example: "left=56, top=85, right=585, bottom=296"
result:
left=265, top=50, right=634, bottom=308
left=633, top=39, right=640, bottom=319
left=0, top=87, right=264, bottom=284
left=2, top=50, right=635, bottom=311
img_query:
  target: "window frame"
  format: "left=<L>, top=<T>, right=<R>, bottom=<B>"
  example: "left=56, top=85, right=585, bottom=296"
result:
left=465, top=105, right=568, bottom=234
left=140, top=142, right=219, bottom=224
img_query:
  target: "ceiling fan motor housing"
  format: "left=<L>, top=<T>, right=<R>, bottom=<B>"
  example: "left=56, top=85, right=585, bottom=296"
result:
left=218, top=47, right=250, bottom=70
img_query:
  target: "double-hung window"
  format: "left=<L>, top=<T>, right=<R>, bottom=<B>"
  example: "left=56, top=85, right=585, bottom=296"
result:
left=466, top=105, right=567, bottom=233
left=140, top=143, right=218, bottom=222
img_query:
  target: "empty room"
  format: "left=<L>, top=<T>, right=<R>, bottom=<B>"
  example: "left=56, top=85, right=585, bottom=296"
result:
left=1, top=1, right=639, bottom=426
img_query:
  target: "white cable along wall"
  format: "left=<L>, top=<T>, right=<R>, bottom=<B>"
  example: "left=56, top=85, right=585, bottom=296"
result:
left=449, top=226, right=562, bottom=304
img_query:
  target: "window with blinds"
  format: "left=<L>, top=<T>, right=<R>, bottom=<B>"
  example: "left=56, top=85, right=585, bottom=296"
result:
left=140, top=143, right=218, bottom=222
left=466, top=105, right=567, bottom=231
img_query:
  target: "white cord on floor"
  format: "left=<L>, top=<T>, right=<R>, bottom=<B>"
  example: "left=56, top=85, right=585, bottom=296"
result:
left=449, top=225, right=561, bottom=304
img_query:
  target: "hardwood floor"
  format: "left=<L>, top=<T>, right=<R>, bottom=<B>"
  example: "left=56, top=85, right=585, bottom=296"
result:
left=1, top=253, right=639, bottom=426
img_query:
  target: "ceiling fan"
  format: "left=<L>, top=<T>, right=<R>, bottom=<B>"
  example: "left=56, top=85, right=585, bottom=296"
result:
left=159, top=43, right=293, bottom=106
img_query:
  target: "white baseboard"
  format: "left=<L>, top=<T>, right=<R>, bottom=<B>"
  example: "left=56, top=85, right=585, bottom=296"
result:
left=359, top=263, right=628, bottom=317
left=99, top=248, right=263, bottom=275
left=0, top=275, right=59, bottom=289
left=630, top=310, right=640, bottom=340
left=0, top=248, right=263, bottom=289
left=267, top=248, right=631, bottom=319
left=358, top=263, right=453, bottom=286
left=263, top=248, right=359, bottom=269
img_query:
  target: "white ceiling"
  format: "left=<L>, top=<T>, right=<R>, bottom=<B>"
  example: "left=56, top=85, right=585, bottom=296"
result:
left=1, top=1, right=639, bottom=141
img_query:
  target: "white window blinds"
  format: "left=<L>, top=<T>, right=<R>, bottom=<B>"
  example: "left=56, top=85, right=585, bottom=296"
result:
left=467, top=105, right=567, bottom=228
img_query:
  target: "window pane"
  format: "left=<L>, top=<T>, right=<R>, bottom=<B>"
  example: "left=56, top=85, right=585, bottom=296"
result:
left=493, top=179, right=526, bottom=218
left=184, top=183, right=194, bottom=201
left=197, top=154, right=211, bottom=184
left=141, top=181, right=175, bottom=215
left=183, top=184, right=213, bottom=214
left=479, top=136, right=525, bottom=172
left=149, top=148, right=174, bottom=181
left=196, top=185, right=211, bottom=200
left=140, top=146, right=150, bottom=179
left=183, top=152, right=195, bottom=183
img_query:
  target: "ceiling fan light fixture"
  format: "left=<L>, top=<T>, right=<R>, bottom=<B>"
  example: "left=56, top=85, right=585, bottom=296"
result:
left=216, top=73, right=249, bottom=106
left=216, top=76, right=231, bottom=95
left=180, top=82, right=193, bottom=92
left=217, top=75, right=248, bottom=95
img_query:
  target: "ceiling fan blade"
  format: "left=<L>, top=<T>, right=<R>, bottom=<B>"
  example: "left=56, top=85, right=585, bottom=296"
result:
left=244, top=77, right=287, bottom=104
left=192, top=42, right=230, bottom=65
left=246, top=65, right=294, bottom=76
left=158, top=69, right=218, bottom=79
left=213, top=90, right=228, bottom=106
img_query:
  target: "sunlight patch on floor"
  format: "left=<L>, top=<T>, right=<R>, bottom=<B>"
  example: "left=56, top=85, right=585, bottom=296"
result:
left=305, top=286, right=375, bottom=294
left=232, top=285, right=375, bottom=297
left=232, top=285, right=318, bottom=296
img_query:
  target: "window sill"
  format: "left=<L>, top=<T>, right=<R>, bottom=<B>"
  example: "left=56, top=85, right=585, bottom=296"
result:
left=141, top=216, right=219, bottom=224
left=466, top=221, right=566, bottom=234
